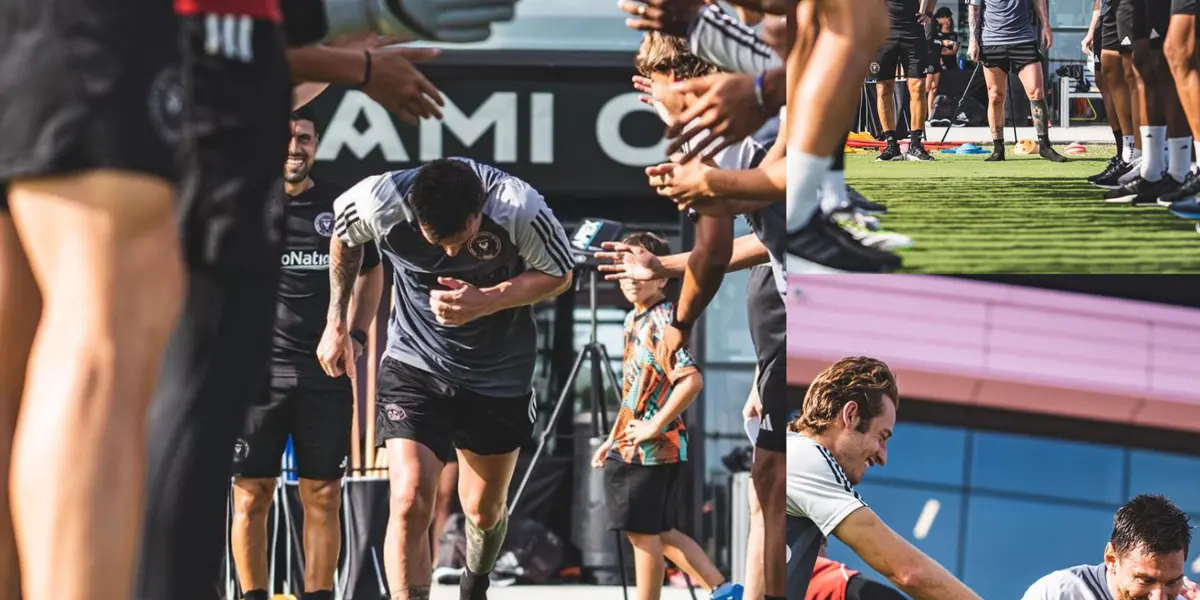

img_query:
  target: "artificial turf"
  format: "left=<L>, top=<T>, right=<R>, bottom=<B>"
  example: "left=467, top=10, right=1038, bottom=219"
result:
left=845, top=146, right=1200, bottom=273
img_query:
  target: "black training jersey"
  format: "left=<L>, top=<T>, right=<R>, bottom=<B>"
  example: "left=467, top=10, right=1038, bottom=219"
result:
left=886, top=0, right=922, bottom=27
left=272, top=178, right=381, bottom=377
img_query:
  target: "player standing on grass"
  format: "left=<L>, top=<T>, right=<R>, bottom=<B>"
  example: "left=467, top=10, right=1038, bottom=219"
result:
left=1101, top=0, right=1193, bottom=205
left=1021, top=495, right=1200, bottom=600
left=229, top=108, right=385, bottom=600
left=873, top=0, right=937, bottom=162
left=592, top=232, right=744, bottom=600
left=967, top=0, right=1068, bottom=162
left=787, top=357, right=982, bottom=599
left=321, top=158, right=573, bottom=600
left=1163, top=0, right=1200, bottom=216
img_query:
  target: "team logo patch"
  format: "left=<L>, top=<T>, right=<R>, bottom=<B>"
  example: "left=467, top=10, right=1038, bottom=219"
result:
left=233, top=439, right=250, bottom=463
left=339, top=455, right=348, bottom=470
left=146, top=66, right=184, bottom=146
left=869, top=62, right=880, bottom=75
left=384, top=403, right=407, bottom=422
left=314, top=212, right=335, bottom=237
left=467, top=231, right=502, bottom=260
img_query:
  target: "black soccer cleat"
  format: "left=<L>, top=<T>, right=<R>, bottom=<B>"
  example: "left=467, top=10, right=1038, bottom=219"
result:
left=460, top=568, right=491, bottom=600
left=906, top=143, right=935, bottom=161
left=876, top=143, right=903, bottom=161
left=1088, top=156, right=1125, bottom=183
left=1039, top=145, right=1068, bottom=163
left=847, top=186, right=887, bottom=214
left=1169, top=196, right=1200, bottom=220
left=1158, top=170, right=1200, bottom=207
left=1103, top=175, right=1166, bottom=205
left=786, top=215, right=902, bottom=273
left=1129, top=175, right=1183, bottom=207
left=1092, top=160, right=1137, bottom=189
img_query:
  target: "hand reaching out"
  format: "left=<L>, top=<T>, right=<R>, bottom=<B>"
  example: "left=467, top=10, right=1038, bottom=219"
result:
left=594, top=241, right=666, bottom=281
left=665, top=73, right=765, bottom=163
left=361, top=45, right=446, bottom=125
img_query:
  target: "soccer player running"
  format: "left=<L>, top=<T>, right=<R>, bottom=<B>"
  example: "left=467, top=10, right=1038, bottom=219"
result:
left=1102, top=0, right=1193, bottom=205
left=229, top=108, right=385, bottom=600
left=967, top=0, right=1068, bottom=162
left=874, top=0, right=937, bottom=161
left=321, top=158, right=574, bottom=600
left=787, top=357, right=982, bottom=600
left=1021, top=494, right=1200, bottom=600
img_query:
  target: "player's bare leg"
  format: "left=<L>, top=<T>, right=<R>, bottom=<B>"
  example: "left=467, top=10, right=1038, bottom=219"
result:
left=0, top=210, right=39, bottom=600
left=1102, top=49, right=1135, bottom=156
left=660, top=529, right=726, bottom=590
left=787, top=0, right=890, bottom=229
left=1166, top=15, right=1200, bottom=141
left=983, top=66, right=1010, bottom=160
left=385, top=439, right=442, bottom=600
left=230, top=478, right=277, bottom=594
left=908, top=76, right=928, bottom=133
left=299, top=478, right=343, bottom=592
left=8, top=170, right=183, bottom=600
left=1129, top=39, right=1175, bottom=180
left=432, top=459, right=460, bottom=565
left=1016, top=61, right=1066, bottom=161
left=456, top=448, right=519, bottom=598
left=751, top=449, right=785, bottom=598
left=743, top=475, right=765, bottom=600
left=627, top=533, right=666, bottom=600
left=1125, top=54, right=1144, bottom=153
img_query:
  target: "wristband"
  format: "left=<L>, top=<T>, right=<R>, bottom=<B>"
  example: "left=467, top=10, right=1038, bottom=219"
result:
left=357, top=50, right=373, bottom=88
left=753, top=72, right=767, bottom=118
left=349, top=329, right=368, bottom=346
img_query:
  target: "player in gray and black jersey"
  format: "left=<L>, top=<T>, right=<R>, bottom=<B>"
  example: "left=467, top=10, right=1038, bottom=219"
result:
left=320, top=157, right=573, bottom=600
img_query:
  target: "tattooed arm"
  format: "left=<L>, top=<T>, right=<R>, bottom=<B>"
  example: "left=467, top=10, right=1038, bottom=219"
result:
left=967, top=0, right=983, bottom=61
left=318, top=234, right=366, bottom=378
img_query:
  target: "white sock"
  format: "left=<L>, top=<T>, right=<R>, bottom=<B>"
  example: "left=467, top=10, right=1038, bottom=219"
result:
left=1140, top=126, right=1167, bottom=181
left=1194, top=140, right=1200, bottom=170
left=1168, top=137, right=1193, bottom=182
left=786, top=151, right=833, bottom=232
left=1122, top=135, right=1136, bottom=161
left=1131, top=146, right=1143, bottom=161
left=819, top=169, right=849, bottom=215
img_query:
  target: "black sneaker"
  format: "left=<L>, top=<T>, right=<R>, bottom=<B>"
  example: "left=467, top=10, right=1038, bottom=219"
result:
left=984, top=149, right=1005, bottom=161
left=847, top=186, right=887, bottom=214
left=1169, top=197, right=1200, bottom=220
left=460, top=567, right=491, bottom=600
left=1103, top=175, right=1166, bottom=204
left=906, top=143, right=935, bottom=161
left=1158, top=170, right=1200, bottom=206
left=877, top=143, right=903, bottom=161
left=1129, top=175, right=1184, bottom=206
left=1093, top=160, right=1137, bottom=189
left=1039, top=145, right=1068, bottom=163
left=787, top=216, right=902, bottom=272
left=1088, top=156, right=1124, bottom=183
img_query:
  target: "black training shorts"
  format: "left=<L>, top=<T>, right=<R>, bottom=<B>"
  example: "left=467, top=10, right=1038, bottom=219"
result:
left=233, top=374, right=353, bottom=481
left=1118, top=0, right=1171, bottom=48
left=374, top=357, right=537, bottom=463
left=0, top=0, right=181, bottom=193
left=603, top=459, right=682, bottom=534
left=872, top=24, right=935, bottom=80
left=979, top=41, right=1044, bottom=73
left=748, top=265, right=786, bottom=453
left=1173, top=0, right=1198, bottom=15
left=1102, top=0, right=1124, bottom=51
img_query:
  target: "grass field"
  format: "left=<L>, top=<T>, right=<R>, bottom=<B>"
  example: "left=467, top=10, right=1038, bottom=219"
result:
left=845, top=146, right=1200, bottom=273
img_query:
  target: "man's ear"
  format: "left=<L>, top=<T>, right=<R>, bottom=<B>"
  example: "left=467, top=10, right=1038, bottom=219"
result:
left=1104, top=542, right=1117, bottom=572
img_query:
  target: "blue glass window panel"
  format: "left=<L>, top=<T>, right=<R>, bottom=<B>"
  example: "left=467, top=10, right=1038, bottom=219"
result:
left=970, top=432, right=1125, bottom=504
left=823, top=483, right=963, bottom=590
left=869, top=423, right=968, bottom=488
left=962, top=494, right=1115, bottom=600
left=1129, top=449, right=1200, bottom=514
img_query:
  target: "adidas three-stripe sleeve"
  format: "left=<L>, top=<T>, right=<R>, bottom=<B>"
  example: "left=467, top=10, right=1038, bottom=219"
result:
left=786, top=431, right=869, bottom=537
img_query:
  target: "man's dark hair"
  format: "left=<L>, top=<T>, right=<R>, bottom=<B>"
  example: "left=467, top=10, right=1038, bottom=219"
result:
left=1111, top=495, right=1193, bottom=560
left=621, top=231, right=671, bottom=257
left=933, top=6, right=953, bottom=20
left=291, top=106, right=318, bottom=126
left=409, top=159, right=487, bottom=240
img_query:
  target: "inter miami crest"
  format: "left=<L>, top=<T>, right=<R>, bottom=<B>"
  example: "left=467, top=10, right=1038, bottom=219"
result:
left=468, top=231, right=502, bottom=260
left=233, top=439, right=250, bottom=463
left=870, top=62, right=880, bottom=75
left=314, top=212, right=334, bottom=237
left=384, top=403, right=407, bottom=422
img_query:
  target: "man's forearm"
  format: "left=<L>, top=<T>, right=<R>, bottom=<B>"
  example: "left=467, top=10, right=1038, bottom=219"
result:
left=761, top=66, right=786, bottom=115
left=659, top=234, right=770, bottom=277
left=649, top=374, right=702, bottom=430
left=904, top=560, right=985, bottom=600
left=676, top=216, right=733, bottom=325
left=287, top=45, right=367, bottom=85
left=348, top=264, right=384, bottom=332
left=482, top=271, right=573, bottom=314
left=704, top=159, right=787, bottom=201
left=328, top=236, right=365, bottom=326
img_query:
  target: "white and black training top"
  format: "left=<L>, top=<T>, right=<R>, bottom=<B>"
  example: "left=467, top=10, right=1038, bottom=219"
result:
left=1021, top=563, right=1185, bottom=600
left=687, top=3, right=782, bottom=75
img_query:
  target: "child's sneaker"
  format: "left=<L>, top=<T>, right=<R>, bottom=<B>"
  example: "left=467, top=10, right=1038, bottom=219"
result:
left=711, top=582, right=744, bottom=600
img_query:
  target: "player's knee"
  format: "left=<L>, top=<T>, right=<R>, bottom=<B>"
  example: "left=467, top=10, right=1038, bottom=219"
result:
left=300, top=479, right=342, bottom=517
left=1130, top=47, right=1159, bottom=81
left=234, top=481, right=275, bottom=521
left=987, top=86, right=1006, bottom=104
left=389, top=482, right=435, bottom=526
left=750, top=454, right=784, bottom=501
left=461, top=494, right=505, bottom=531
left=908, top=78, right=926, bottom=95
left=1164, top=31, right=1194, bottom=75
left=878, top=81, right=896, bottom=96
left=1027, top=89, right=1045, bottom=102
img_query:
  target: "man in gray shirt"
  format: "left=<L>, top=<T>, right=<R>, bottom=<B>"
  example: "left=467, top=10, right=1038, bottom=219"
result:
left=1021, top=495, right=1198, bottom=600
left=320, top=157, right=574, bottom=600
left=967, top=0, right=1068, bottom=162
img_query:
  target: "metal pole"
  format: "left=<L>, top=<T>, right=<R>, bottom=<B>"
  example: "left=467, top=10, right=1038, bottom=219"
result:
left=940, top=62, right=982, bottom=143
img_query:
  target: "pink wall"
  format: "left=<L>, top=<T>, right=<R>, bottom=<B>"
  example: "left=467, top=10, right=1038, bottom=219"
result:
left=786, top=275, right=1200, bottom=433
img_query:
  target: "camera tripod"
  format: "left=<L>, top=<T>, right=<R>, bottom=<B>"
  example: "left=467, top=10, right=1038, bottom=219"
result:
left=508, top=268, right=700, bottom=600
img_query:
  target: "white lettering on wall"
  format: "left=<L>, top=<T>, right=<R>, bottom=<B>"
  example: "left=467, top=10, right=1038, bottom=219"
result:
left=596, top=93, right=669, bottom=167
left=420, top=92, right=518, bottom=162
left=316, top=91, right=409, bottom=162
left=530, top=92, right=554, bottom=164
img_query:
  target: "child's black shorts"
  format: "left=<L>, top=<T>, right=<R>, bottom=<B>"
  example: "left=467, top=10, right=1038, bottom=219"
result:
left=604, top=459, right=682, bottom=534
